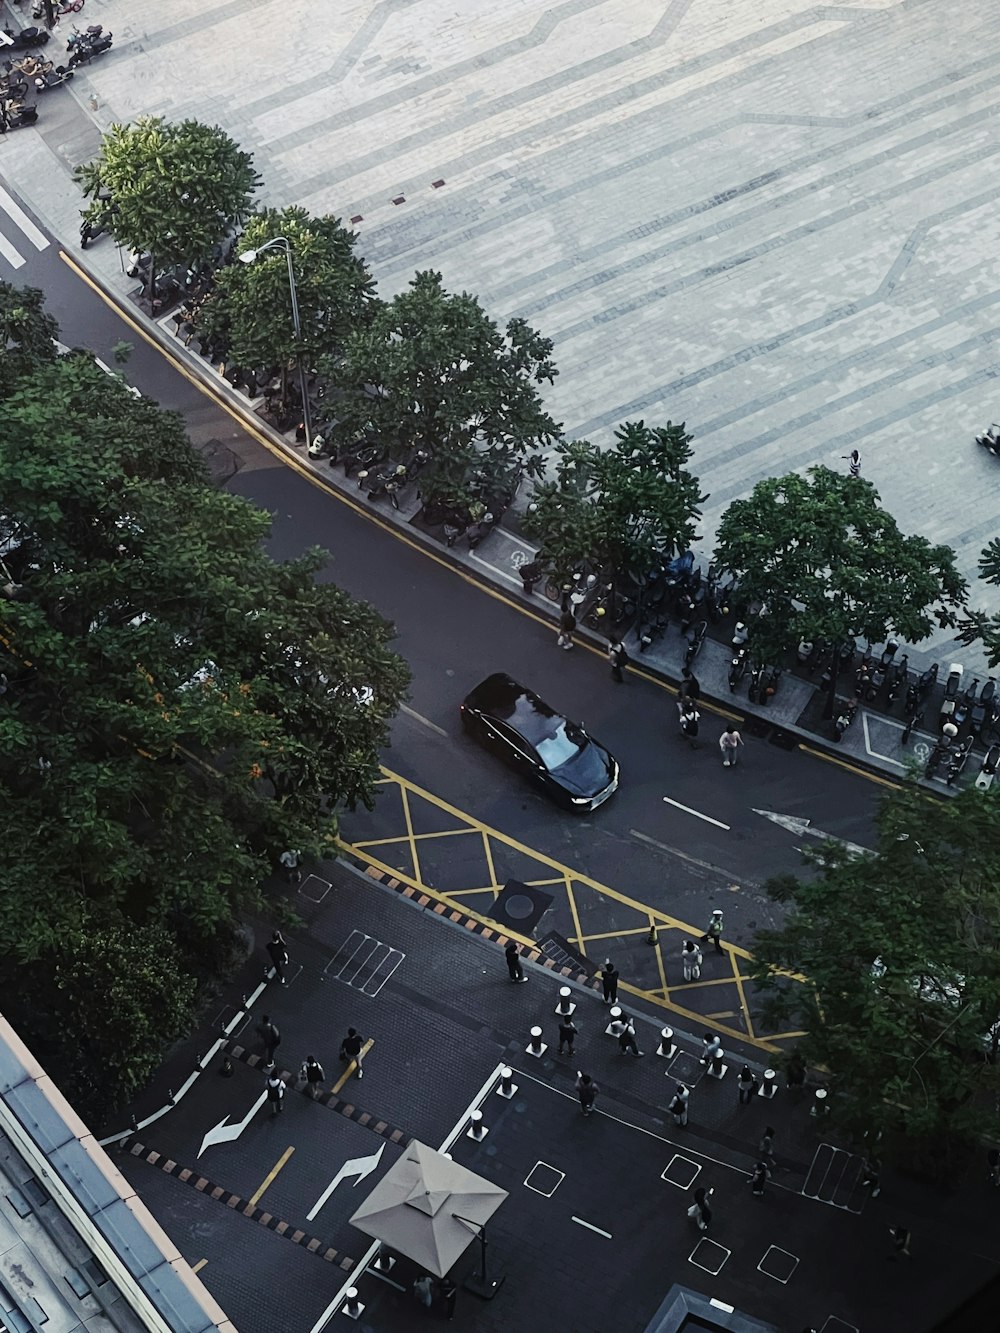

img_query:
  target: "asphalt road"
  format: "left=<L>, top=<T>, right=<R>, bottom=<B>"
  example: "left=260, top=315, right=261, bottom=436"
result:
left=3, top=177, right=881, bottom=951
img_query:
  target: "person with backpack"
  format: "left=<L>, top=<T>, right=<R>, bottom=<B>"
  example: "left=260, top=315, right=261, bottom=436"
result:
left=678, top=699, right=700, bottom=749
left=556, top=607, right=576, bottom=650
left=608, top=639, right=629, bottom=683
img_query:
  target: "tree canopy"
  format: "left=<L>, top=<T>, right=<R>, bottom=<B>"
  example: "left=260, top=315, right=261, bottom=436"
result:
left=713, top=466, right=968, bottom=662
left=523, top=420, right=706, bottom=586
left=0, top=281, right=57, bottom=398
left=76, top=116, right=260, bottom=272
left=331, top=269, right=560, bottom=507
left=0, top=308, right=408, bottom=1118
left=956, top=537, right=1000, bottom=668
left=752, top=783, right=1000, bottom=1167
left=196, top=205, right=376, bottom=393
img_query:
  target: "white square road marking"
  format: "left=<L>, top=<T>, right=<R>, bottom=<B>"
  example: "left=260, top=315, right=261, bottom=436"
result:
left=689, top=1238, right=730, bottom=1276
left=661, top=1155, right=701, bottom=1190
left=758, top=1245, right=799, bottom=1285
left=524, top=1163, right=564, bottom=1198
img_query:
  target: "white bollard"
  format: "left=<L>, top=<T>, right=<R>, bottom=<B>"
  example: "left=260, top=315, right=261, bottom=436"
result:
left=371, top=1243, right=395, bottom=1274
left=605, top=1005, right=625, bottom=1037
left=810, top=1088, right=829, bottom=1117
left=656, top=1027, right=676, bottom=1059
left=496, top=1065, right=518, bottom=1100
left=707, top=1050, right=728, bottom=1080
left=526, top=1025, right=547, bottom=1058
left=758, top=1069, right=777, bottom=1099
left=467, top=1109, right=489, bottom=1141
left=341, top=1288, right=365, bottom=1320
left=555, top=986, right=576, bottom=1017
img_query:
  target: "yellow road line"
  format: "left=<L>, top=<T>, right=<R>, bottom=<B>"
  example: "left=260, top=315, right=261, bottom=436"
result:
left=331, top=1039, right=375, bottom=1094
left=671, top=974, right=751, bottom=992
left=575, top=925, right=663, bottom=943
left=728, top=945, right=757, bottom=1041
left=480, top=828, right=501, bottom=901
left=248, top=1146, right=294, bottom=1208
left=797, top=743, right=900, bottom=789
left=351, top=828, right=478, bottom=849
left=191, top=1259, right=208, bottom=1275
left=652, top=922, right=669, bottom=996
left=398, top=785, right=422, bottom=886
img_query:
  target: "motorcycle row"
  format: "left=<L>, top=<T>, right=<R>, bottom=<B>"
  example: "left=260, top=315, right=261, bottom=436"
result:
left=0, top=22, right=112, bottom=133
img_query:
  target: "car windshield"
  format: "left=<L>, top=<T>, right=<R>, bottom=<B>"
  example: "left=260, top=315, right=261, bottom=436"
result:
left=534, top=720, right=586, bottom=770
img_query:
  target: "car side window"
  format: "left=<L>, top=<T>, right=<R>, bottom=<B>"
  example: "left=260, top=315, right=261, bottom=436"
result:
left=490, top=719, right=539, bottom=764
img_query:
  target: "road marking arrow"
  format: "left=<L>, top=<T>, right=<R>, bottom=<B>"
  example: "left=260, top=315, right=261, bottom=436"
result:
left=306, top=1142, right=386, bottom=1221
left=198, top=1088, right=269, bottom=1158
left=753, top=809, right=871, bottom=858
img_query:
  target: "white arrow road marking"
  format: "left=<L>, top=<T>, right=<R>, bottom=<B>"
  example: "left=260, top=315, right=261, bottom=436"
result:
left=753, top=809, right=871, bottom=858
left=198, top=1088, right=269, bottom=1158
left=307, top=1142, right=386, bottom=1221
left=662, top=796, right=730, bottom=830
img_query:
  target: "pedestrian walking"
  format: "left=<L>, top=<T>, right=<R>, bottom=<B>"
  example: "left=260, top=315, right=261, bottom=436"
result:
left=987, top=1148, right=1000, bottom=1186
left=860, top=1154, right=882, bottom=1198
left=701, top=1033, right=723, bottom=1067
left=266, top=929, right=289, bottom=985
left=575, top=1072, right=598, bottom=1116
left=678, top=700, right=700, bottom=748
left=687, top=1186, right=712, bottom=1232
left=701, top=909, right=724, bottom=954
left=339, top=1027, right=365, bottom=1079
left=608, top=639, right=629, bottom=683
left=681, top=939, right=702, bottom=981
left=601, top=960, right=619, bottom=1004
left=737, top=1065, right=758, bottom=1105
left=279, top=848, right=302, bottom=884
left=617, top=1018, right=644, bottom=1057
left=719, top=727, right=743, bottom=767
left=888, top=1224, right=911, bottom=1260
left=749, top=1161, right=768, bottom=1197
left=300, top=1055, right=325, bottom=1099
left=439, top=1277, right=457, bottom=1321
left=556, top=607, right=576, bottom=650
left=760, top=1126, right=777, bottom=1171
left=505, top=940, right=527, bottom=983
left=266, top=1072, right=285, bottom=1115
left=557, top=1017, right=578, bottom=1055
left=680, top=667, right=701, bottom=702
left=843, top=448, right=862, bottom=477
left=256, top=1015, right=281, bottom=1070
left=669, top=1082, right=689, bottom=1128
left=412, top=1274, right=434, bottom=1310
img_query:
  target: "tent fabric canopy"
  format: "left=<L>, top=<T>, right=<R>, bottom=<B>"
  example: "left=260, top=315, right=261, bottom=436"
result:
left=349, top=1139, right=508, bottom=1278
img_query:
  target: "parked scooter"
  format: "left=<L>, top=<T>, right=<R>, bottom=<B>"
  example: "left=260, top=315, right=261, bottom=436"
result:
left=747, top=662, right=764, bottom=704
left=885, top=656, right=908, bottom=704
left=66, top=23, right=104, bottom=49
left=974, top=742, right=1000, bottom=791
left=683, top=620, right=708, bottom=670
left=975, top=423, right=1000, bottom=456
left=972, top=678, right=997, bottom=739
left=946, top=735, right=974, bottom=786
left=34, top=64, right=73, bottom=91
left=67, top=31, right=112, bottom=67
left=953, top=678, right=978, bottom=732
left=759, top=664, right=782, bottom=705
left=925, top=732, right=956, bottom=779
left=729, top=644, right=749, bottom=692
left=0, top=100, right=38, bottom=130
left=901, top=707, right=923, bottom=745
left=834, top=697, right=858, bottom=741
left=939, top=663, right=964, bottom=729
left=2, top=26, right=51, bottom=50
left=916, top=661, right=938, bottom=699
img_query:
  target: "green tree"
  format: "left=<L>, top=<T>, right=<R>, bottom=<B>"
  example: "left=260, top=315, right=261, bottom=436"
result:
left=0, top=280, right=57, bottom=399
left=523, top=420, right=706, bottom=588
left=714, top=466, right=967, bottom=710
left=332, top=269, right=560, bottom=508
left=196, top=206, right=376, bottom=411
left=751, top=783, right=1000, bottom=1169
left=76, top=117, right=260, bottom=299
left=0, top=319, right=409, bottom=1112
left=956, top=538, right=1000, bottom=668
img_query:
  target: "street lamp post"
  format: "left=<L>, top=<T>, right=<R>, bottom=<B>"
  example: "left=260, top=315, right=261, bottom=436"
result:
left=239, top=236, right=314, bottom=450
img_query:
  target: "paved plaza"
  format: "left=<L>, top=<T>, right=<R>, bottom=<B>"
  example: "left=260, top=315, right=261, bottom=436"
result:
left=4, top=0, right=1000, bottom=663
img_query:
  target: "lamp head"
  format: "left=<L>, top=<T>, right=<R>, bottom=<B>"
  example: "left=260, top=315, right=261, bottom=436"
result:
left=238, top=248, right=258, bottom=265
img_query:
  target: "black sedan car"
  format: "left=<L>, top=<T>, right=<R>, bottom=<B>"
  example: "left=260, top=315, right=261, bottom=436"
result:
left=460, top=673, right=620, bottom=812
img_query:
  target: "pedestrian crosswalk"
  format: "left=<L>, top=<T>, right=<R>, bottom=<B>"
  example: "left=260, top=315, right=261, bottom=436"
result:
left=0, top=181, right=49, bottom=269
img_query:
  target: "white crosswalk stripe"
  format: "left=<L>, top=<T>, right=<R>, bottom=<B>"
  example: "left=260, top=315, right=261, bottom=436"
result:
left=0, top=182, right=50, bottom=269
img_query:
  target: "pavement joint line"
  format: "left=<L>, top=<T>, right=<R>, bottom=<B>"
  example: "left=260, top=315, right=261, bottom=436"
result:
left=248, top=1145, right=294, bottom=1209
left=120, top=1138, right=358, bottom=1270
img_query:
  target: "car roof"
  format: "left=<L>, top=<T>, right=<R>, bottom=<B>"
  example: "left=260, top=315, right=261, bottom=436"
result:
left=464, top=673, right=561, bottom=745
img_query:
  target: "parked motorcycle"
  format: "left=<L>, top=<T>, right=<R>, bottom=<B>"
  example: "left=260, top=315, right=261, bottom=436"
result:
left=2, top=26, right=51, bottom=50
left=729, top=645, right=749, bottom=692
left=885, top=655, right=908, bottom=705
left=66, top=23, right=104, bottom=49
left=0, top=100, right=38, bottom=129
left=925, top=735, right=955, bottom=779
left=760, top=664, right=782, bottom=705
left=683, top=620, right=708, bottom=670
left=916, top=662, right=938, bottom=699
left=939, top=662, right=964, bottom=729
left=747, top=662, right=764, bottom=704
left=67, top=31, right=112, bottom=67
left=34, top=64, right=74, bottom=91
left=975, top=423, right=1000, bottom=456
left=900, top=707, right=923, bottom=745
left=945, top=735, right=974, bottom=786
left=972, top=678, right=997, bottom=739
left=834, top=697, right=858, bottom=741
left=953, top=678, right=978, bottom=732
left=974, top=742, right=1000, bottom=791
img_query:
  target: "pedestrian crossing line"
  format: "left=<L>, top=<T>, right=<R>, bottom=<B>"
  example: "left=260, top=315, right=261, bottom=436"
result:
left=0, top=228, right=25, bottom=270
left=0, top=183, right=48, bottom=250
